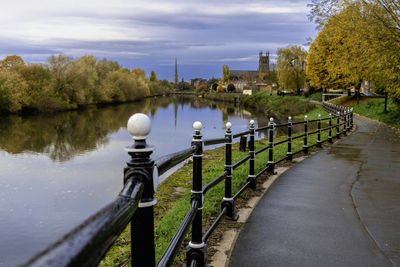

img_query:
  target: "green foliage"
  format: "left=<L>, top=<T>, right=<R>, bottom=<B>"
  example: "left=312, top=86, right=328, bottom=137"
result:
left=263, top=70, right=278, bottom=85
left=222, top=65, right=230, bottom=83
left=149, top=79, right=173, bottom=96
left=240, top=91, right=316, bottom=117
left=195, top=84, right=209, bottom=93
left=0, top=55, right=171, bottom=113
left=276, top=45, right=307, bottom=93
left=217, top=85, right=225, bottom=93
left=150, top=70, right=158, bottom=82
left=0, top=71, right=29, bottom=112
left=227, top=83, right=236, bottom=92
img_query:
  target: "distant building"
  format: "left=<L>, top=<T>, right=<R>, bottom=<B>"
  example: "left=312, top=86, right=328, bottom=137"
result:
left=230, top=51, right=270, bottom=81
left=189, top=78, right=207, bottom=88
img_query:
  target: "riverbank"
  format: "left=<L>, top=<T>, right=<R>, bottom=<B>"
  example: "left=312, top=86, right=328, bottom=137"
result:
left=100, top=101, right=332, bottom=266
left=201, top=91, right=319, bottom=119
left=329, top=95, right=400, bottom=129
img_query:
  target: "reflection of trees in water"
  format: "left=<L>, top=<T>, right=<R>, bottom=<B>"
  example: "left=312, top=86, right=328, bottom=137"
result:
left=0, top=95, right=314, bottom=162
left=0, top=99, right=150, bottom=162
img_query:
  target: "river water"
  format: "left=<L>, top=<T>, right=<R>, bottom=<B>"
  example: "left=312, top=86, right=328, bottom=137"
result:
left=0, top=95, right=276, bottom=266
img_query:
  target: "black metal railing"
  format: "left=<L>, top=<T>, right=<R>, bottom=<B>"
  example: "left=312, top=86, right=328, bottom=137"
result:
left=24, top=103, right=353, bottom=267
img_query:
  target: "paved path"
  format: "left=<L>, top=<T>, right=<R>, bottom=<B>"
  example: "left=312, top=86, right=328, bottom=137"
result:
left=229, top=115, right=400, bottom=266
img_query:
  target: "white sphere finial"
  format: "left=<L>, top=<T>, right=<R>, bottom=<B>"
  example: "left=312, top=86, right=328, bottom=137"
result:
left=193, top=121, right=202, bottom=131
left=226, top=122, right=232, bottom=129
left=269, top=117, right=274, bottom=122
left=127, top=113, right=152, bottom=140
left=318, top=114, right=321, bottom=118
left=250, top=120, right=255, bottom=126
left=288, top=116, right=292, bottom=121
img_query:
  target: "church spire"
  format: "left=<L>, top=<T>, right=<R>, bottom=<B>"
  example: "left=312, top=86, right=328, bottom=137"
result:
left=174, top=57, right=178, bottom=85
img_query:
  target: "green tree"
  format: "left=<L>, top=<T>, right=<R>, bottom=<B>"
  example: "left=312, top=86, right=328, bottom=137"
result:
left=227, top=83, right=236, bottom=92
left=150, top=70, right=158, bottom=82
left=222, top=65, right=230, bottom=83
left=263, top=70, right=278, bottom=85
left=47, top=54, right=71, bottom=100
left=66, top=56, right=99, bottom=104
left=276, top=45, right=308, bottom=93
left=0, top=71, right=29, bottom=112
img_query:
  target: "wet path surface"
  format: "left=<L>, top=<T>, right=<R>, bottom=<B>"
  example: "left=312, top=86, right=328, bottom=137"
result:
left=229, top=115, right=400, bottom=266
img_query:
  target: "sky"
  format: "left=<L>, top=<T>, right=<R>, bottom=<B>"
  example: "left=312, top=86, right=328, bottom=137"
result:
left=0, top=0, right=318, bottom=81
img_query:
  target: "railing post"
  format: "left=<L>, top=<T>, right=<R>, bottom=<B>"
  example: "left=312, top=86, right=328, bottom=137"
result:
left=267, top=117, right=276, bottom=174
left=347, top=108, right=351, bottom=132
left=287, top=116, right=292, bottom=161
left=124, top=113, right=157, bottom=267
left=303, top=115, right=308, bottom=153
left=239, top=135, right=247, bottom=152
left=336, top=111, right=340, bottom=139
left=350, top=108, right=354, bottom=129
left=343, top=110, right=347, bottom=136
left=247, top=120, right=256, bottom=189
left=187, top=121, right=205, bottom=266
left=222, top=122, right=238, bottom=220
left=317, top=114, right=322, bottom=147
left=328, top=113, right=333, bottom=143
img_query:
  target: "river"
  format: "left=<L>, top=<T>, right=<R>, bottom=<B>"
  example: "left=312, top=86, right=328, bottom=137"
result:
left=0, top=95, right=277, bottom=266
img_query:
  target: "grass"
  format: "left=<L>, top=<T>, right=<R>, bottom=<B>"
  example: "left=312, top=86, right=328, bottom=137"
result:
left=351, top=98, right=400, bottom=129
left=239, top=91, right=316, bottom=118
left=328, top=96, right=400, bottom=129
left=100, top=101, right=338, bottom=266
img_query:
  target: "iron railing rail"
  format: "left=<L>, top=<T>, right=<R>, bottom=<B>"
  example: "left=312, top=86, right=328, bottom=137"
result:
left=24, top=181, right=144, bottom=267
left=25, top=102, right=353, bottom=267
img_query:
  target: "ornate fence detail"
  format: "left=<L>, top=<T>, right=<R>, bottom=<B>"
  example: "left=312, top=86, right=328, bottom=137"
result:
left=24, top=103, right=352, bottom=267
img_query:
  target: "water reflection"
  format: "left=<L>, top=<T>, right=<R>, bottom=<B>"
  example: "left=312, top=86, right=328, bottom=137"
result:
left=0, top=96, right=269, bottom=163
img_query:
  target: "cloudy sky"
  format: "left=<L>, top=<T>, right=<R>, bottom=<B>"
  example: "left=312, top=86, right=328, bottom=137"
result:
left=0, top=0, right=317, bottom=81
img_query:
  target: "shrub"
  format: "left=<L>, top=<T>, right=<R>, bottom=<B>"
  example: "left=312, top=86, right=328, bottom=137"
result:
left=227, top=83, right=235, bottom=92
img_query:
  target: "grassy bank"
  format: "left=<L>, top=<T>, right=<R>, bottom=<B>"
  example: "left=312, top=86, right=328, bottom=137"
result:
left=329, top=96, right=400, bottom=129
left=203, top=91, right=322, bottom=119
left=240, top=91, right=317, bottom=118
left=101, top=101, right=332, bottom=266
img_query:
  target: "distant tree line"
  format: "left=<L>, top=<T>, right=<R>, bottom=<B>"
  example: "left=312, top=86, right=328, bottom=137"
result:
left=0, top=55, right=172, bottom=113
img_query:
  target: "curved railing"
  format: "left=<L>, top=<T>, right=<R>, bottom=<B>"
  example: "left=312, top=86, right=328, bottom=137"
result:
left=23, top=103, right=353, bottom=267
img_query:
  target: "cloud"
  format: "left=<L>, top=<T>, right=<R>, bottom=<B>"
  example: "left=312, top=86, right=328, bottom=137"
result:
left=0, top=0, right=317, bottom=80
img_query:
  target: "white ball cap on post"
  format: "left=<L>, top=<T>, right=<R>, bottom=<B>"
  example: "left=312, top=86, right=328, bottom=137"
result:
left=226, top=122, right=232, bottom=129
left=193, top=121, right=202, bottom=131
left=125, top=113, right=155, bottom=153
left=127, top=113, right=152, bottom=140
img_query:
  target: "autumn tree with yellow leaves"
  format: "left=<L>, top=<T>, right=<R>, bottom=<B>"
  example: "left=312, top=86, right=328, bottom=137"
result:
left=307, top=0, right=400, bottom=102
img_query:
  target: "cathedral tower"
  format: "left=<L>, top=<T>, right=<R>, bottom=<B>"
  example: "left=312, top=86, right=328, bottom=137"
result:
left=258, top=51, right=270, bottom=74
